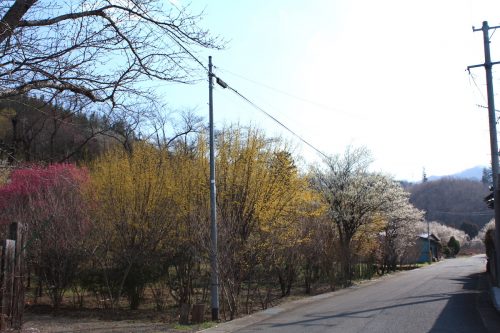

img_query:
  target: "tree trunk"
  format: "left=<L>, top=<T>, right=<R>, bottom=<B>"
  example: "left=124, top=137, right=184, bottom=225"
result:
left=0, top=1, right=37, bottom=44
left=278, top=271, right=286, bottom=297
left=340, top=240, right=353, bottom=286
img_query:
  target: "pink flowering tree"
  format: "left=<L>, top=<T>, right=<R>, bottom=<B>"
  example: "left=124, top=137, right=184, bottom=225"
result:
left=0, top=164, right=91, bottom=309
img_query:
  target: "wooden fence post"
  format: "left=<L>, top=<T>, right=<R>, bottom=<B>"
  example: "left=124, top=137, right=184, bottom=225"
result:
left=0, top=223, right=25, bottom=330
left=1, top=239, right=16, bottom=328
left=11, top=222, right=24, bottom=329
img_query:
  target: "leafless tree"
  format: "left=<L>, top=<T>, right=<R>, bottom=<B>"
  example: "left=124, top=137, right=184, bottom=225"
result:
left=146, top=108, right=205, bottom=150
left=0, top=0, right=222, bottom=114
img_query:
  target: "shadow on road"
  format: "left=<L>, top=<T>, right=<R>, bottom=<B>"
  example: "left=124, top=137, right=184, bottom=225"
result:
left=268, top=295, right=451, bottom=328
left=255, top=272, right=499, bottom=332
left=429, top=272, right=488, bottom=332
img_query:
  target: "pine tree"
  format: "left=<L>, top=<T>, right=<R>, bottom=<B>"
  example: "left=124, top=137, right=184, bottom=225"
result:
left=447, top=236, right=460, bottom=257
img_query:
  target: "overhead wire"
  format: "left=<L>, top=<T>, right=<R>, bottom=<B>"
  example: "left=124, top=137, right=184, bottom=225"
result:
left=490, top=26, right=497, bottom=40
left=427, top=210, right=493, bottom=216
left=172, top=51, right=331, bottom=160
left=220, top=81, right=330, bottom=160
left=178, top=44, right=209, bottom=73
left=468, top=70, right=487, bottom=103
left=215, top=66, right=359, bottom=118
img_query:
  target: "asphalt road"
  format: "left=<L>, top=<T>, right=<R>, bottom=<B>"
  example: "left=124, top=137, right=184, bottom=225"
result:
left=205, top=255, right=500, bottom=333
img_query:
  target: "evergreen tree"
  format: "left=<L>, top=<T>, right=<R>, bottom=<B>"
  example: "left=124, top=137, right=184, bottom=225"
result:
left=482, top=167, right=492, bottom=186
left=447, top=236, right=460, bottom=257
left=422, top=167, right=428, bottom=183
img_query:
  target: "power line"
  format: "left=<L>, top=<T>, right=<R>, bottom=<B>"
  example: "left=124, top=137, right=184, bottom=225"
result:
left=476, top=104, right=500, bottom=113
left=427, top=210, right=493, bottom=216
left=215, top=66, right=360, bottom=118
left=213, top=75, right=329, bottom=160
left=468, top=70, right=487, bottom=103
left=176, top=56, right=330, bottom=160
left=164, top=36, right=209, bottom=75
left=179, top=44, right=208, bottom=72
left=490, top=26, right=498, bottom=40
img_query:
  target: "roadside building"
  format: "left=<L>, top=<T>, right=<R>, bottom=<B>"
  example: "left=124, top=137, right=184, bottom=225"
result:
left=415, top=233, right=442, bottom=263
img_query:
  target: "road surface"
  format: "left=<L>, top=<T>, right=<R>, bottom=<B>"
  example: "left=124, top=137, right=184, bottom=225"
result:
left=205, top=255, right=500, bottom=333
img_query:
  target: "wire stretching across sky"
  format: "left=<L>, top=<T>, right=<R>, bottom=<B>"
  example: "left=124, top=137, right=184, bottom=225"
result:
left=177, top=47, right=331, bottom=160
left=217, top=78, right=330, bottom=160
left=215, top=66, right=363, bottom=119
left=426, top=210, right=493, bottom=216
left=467, top=70, right=487, bottom=103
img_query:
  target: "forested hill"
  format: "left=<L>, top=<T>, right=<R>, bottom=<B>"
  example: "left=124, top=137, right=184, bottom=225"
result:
left=408, top=177, right=493, bottom=232
left=0, top=95, right=124, bottom=163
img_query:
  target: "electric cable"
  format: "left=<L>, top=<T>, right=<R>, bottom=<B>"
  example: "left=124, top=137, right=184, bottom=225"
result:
left=468, top=70, right=487, bottom=103
left=216, top=78, right=329, bottom=160
left=426, top=210, right=493, bottom=216
left=215, top=66, right=359, bottom=118
left=164, top=54, right=332, bottom=160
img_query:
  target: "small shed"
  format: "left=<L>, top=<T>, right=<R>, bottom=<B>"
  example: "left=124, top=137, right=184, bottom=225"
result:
left=416, top=233, right=442, bottom=263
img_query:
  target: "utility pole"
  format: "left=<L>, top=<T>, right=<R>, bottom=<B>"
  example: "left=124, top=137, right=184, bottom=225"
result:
left=427, top=220, right=431, bottom=264
left=208, top=56, right=219, bottom=320
left=469, top=21, right=500, bottom=287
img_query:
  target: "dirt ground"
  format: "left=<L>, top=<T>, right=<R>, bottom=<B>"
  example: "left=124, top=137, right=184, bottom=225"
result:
left=21, top=315, right=180, bottom=333
left=11, top=292, right=214, bottom=333
left=12, top=311, right=211, bottom=333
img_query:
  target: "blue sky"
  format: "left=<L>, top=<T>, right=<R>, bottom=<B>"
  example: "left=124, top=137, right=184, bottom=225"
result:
left=159, top=0, right=500, bottom=181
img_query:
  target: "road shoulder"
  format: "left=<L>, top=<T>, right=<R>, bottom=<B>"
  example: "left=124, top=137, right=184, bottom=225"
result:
left=477, top=273, right=500, bottom=333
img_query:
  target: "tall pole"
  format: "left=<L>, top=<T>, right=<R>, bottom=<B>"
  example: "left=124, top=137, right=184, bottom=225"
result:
left=208, top=56, right=219, bottom=320
left=481, top=21, right=500, bottom=287
left=470, top=21, right=500, bottom=286
left=427, top=220, right=431, bottom=264
left=482, top=21, right=500, bottom=204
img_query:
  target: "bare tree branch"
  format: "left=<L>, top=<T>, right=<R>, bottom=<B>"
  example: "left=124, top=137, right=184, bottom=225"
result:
left=0, top=0, right=224, bottom=117
left=0, top=0, right=37, bottom=44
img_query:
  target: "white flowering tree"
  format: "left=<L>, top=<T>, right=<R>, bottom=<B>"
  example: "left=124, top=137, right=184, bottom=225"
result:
left=379, top=186, right=424, bottom=271
left=311, top=147, right=404, bottom=284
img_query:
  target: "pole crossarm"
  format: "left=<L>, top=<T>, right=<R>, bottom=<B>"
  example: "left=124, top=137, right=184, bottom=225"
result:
left=473, top=24, right=500, bottom=32
left=468, top=61, right=500, bottom=70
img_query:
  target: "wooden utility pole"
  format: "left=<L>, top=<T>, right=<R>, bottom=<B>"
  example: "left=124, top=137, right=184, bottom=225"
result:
left=469, top=21, right=500, bottom=287
left=208, top=56, right=219, bottom=321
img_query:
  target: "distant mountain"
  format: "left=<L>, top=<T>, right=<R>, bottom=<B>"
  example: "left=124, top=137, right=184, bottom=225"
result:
left=428, top=166, right=485, bottom=182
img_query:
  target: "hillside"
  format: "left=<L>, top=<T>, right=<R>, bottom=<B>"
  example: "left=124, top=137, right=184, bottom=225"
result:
left=408, top=177, right=493, bottom=231
left=427, top=166, right=485, bottom=182
left=0, top=95, right=122, bottom=163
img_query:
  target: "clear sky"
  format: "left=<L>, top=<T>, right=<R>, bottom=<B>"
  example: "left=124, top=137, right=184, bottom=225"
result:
left=160, top=0, right=500, bottom=181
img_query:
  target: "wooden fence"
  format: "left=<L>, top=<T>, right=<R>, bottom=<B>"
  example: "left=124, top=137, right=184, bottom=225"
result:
left=0, top=223, right=25, bottom=330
